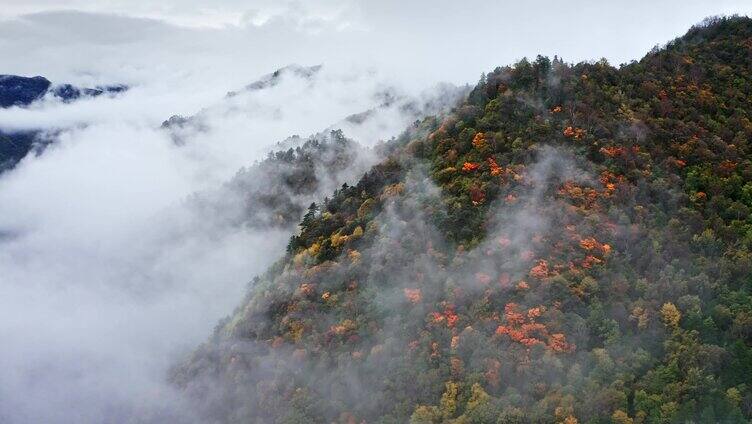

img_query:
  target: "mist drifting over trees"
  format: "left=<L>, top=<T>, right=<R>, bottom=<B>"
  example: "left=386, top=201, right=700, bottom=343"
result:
left=2, top=3, right=752, bottom=424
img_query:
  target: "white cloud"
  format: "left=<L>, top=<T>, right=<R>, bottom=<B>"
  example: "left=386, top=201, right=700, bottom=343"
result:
left=0, top=0, right=362, bottom=29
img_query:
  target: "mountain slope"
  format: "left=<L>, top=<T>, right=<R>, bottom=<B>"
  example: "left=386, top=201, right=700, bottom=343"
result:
left=0, top=130, right=49, bottom=172
left=0, top=75, right=51, bottom=107
left=173, top=16, right=752, bottom=423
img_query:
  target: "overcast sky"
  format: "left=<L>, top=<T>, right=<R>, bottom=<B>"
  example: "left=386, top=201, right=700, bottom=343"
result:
left=1, top=2, right=751, bottom=423
left=0, top=0, right=750, bottom=89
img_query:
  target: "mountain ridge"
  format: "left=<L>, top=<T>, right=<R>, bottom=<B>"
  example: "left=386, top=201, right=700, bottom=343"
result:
left=0, top=74, right=126, bottom=108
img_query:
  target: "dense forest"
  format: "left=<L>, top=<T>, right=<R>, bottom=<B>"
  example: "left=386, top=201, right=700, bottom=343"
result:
left=172, top=16, right=752, bottom=423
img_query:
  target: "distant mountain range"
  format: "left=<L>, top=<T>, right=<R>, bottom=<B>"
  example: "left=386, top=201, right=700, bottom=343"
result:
left=0, top=74, right=126, bottom=108
left=0, top=66, right=465, bottom=174
left=0, top=75, right=127, bottom=171
left=161, top=64, right=466, bottom=146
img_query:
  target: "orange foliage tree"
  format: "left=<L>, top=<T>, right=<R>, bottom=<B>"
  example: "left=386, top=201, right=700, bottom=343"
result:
left=462, top=162, right=480, bottom=172
left=495, top=303, right=574, bottom=352
left=404, top=288, right=422, bottom=304
left=472, top=132, right=488, bottom=150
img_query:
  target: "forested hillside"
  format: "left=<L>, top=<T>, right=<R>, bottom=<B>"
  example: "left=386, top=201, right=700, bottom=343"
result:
left=173, top=16, right=752, bottom=423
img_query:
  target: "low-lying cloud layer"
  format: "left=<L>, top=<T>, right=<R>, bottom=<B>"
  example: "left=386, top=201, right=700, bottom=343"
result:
left=0, top=63, right=459, bottom=423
